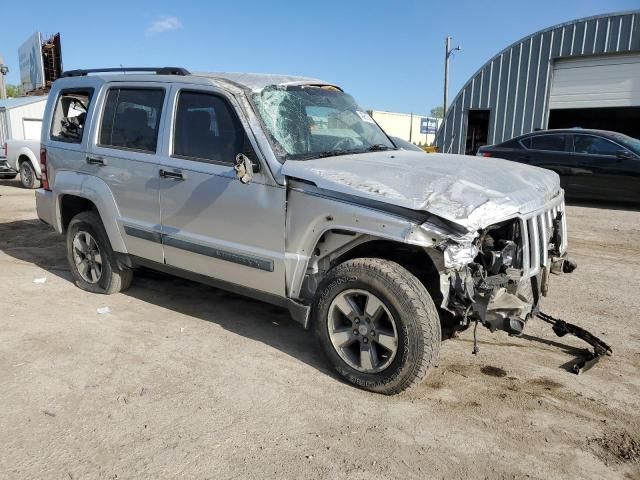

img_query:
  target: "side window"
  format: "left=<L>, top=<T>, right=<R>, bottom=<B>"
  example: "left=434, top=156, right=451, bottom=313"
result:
left=50, top=89, right=93, bottom=143
left=501, top=139, right=523, bottom=149
left=173, top=91, right=246, bottom=164
left=530, top=134, right=566, bottom=152
left=99, top=88, right=165, bottom=153
left=520, top=137, right=532, bottom=149
left=574, top=135, right=620, bottom=156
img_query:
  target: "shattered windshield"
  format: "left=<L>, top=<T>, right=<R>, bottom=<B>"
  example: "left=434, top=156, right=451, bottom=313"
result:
left=252, top=85, right=395, bottom=161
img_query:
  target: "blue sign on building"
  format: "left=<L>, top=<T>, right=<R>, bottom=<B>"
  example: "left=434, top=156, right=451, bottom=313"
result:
left=420, top=117, right=437, bottom=134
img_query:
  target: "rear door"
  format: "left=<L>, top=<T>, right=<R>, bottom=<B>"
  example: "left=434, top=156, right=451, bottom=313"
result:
left=570, top=133, right=640, bottom=201
left=156, top=85, right=287, bottom=296
left=89, top=83, right=168, bottom=262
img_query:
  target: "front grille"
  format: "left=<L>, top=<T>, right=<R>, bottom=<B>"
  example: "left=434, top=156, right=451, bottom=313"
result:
left=521, top=197, right=567, bottom=278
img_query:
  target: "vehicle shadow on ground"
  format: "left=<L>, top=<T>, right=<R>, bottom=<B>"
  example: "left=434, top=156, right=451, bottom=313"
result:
left=126, top=269, right=334, bottom=377
left=518, top=333, right=591, bottom=372
left=0, top=219, right=71, bottom=279
left=0, top=218, right=335, bottom=379
left=0, top=178, right=26, bottom=191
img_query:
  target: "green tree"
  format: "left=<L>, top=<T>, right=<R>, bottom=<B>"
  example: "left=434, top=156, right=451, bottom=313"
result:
left=6, top=84, right=23, bottom=97
left=430, top=106, right=444, bottom=118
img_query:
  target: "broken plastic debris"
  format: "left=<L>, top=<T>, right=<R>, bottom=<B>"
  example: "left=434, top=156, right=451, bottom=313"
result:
left=97, top=307, right=111, bottom=314
left=33, top=277, right=47, bottom=284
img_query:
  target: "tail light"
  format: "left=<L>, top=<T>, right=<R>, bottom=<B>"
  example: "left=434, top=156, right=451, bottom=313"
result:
left=480, top=152, right=492, bottom=157
left=40, top=146, right=51, bottom=191
left=1, top=142, right=6, bottom=158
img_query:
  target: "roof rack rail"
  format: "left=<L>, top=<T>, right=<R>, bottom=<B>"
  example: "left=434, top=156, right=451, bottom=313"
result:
left=61, top=67, right=191, bottom=78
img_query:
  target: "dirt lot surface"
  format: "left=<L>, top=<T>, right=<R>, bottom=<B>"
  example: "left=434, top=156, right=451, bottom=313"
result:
left=1, top=179, right=639, bottom=479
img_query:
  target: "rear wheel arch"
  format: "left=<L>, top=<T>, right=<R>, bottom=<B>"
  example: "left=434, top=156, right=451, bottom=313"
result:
left=51, top=172, right=129, bottom=254
left=60, top=194, right=98, bottom=232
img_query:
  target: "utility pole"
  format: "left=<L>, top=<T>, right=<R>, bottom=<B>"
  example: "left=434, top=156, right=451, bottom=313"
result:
left=0, top=55, right=9, bottom=99
left=409, top=112, right=413, bottom=143
left=443, top=36, right=461, bottom=116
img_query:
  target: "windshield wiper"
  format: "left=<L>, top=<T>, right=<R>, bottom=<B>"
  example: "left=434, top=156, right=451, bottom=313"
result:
left=314, top=144, right=395, bottom=159
left=317, top=149, right=358, bottom=158
left=367, top=144, right=394, bottom=152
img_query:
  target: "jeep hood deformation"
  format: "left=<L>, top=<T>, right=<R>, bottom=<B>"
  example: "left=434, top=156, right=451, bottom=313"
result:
left=282, top=151, right=562, bottom=231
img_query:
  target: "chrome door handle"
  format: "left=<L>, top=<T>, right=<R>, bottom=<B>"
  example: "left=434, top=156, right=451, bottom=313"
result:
left=159, top=169, right=184, bottom=180
left=86, top=156, right=105, bottom=166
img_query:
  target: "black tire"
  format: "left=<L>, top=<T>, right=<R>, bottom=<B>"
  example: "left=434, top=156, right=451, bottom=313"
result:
left=66, top=211, right=133, bottom=294
left=314, top=258, right=441, bottom=394
left=19, top=161, right=39, bottom=189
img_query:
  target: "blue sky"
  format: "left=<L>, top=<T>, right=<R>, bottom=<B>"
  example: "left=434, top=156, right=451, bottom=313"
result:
left=1, top=0, right=637, bottom=114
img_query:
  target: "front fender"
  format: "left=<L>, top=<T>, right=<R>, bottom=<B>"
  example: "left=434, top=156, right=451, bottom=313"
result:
left=285, top=187, right=450, bottom=299
left=52, top=171, right=128, bottom=253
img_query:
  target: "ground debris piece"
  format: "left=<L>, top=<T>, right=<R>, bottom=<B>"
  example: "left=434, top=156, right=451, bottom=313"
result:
left=588, top=430, right=640, bottom=464
left=43, top=410, right=56, bottom=417
left=33, top=277, right=47, bottom=284
left=97, top=307, right=111, bottom=315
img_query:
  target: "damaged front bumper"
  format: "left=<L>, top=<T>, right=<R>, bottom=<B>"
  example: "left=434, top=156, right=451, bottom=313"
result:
left=438, top=197, right=612, bottom=374
left=442, top=198, right=573, bottom=337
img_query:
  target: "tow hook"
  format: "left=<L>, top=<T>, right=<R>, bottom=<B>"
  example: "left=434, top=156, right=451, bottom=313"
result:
left=537, top=312, right=613, bottom=374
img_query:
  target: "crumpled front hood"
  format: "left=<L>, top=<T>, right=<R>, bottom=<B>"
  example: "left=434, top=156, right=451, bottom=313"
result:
left=282, top=151, right=562, bottom=230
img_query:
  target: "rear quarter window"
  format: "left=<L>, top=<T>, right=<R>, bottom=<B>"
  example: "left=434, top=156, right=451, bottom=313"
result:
left=501, top=139, right=524, bottom=149
left=50, top=89, right=94, bottom=143
left=99, top=88, right=165, bottom=153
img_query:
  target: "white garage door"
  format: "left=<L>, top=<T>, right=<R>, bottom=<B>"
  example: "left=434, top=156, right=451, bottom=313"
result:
left=549, top=53, right=640, bottom=109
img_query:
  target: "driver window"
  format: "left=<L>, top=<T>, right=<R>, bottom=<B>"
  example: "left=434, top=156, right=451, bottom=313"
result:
left=574, top=135, right=621, bottom=156
left=173, top=91, right=249, bottom=165
left=50, top=89, right=93, bottom=143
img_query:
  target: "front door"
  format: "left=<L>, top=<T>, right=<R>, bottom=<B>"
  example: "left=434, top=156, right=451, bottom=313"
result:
left=157, top=86, right=287, bottom=297
left=571, top=133, right=640, bottom=201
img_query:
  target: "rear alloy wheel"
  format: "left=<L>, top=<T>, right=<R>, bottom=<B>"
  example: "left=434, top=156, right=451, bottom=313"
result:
left=19, top=161, right=39, bottom=189
left=314, top=258, right=441, bottom=394
left=67, top=211, right=133, bottom=294
left=72, top=231, right=103, bottom=284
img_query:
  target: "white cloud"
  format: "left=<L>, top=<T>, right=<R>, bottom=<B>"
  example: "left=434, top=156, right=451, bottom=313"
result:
left=146, top=16, right=183, bottom=36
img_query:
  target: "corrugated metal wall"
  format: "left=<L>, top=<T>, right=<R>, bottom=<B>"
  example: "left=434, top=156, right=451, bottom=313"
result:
left=436, top=11, right=640, bottom=154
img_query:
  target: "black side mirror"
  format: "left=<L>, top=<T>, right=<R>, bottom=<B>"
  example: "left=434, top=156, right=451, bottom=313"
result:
left=616, top=150, right=634, bottom=160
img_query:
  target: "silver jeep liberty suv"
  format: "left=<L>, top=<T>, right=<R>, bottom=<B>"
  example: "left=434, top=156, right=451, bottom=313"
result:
left=36, top=67, right=575, bottom=394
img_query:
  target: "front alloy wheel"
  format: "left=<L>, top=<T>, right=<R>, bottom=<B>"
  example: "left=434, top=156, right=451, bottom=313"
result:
left=327, top=289, right=399, bottom=373
left=314, top=258, right=441, bottom=394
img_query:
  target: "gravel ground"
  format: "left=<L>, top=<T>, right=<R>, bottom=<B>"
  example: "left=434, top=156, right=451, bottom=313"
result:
left=1, top=179, right=639, bottom=480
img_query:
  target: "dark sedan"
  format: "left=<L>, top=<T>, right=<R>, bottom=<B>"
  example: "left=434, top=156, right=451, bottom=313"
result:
left=477, top=129, right=640, bottom=203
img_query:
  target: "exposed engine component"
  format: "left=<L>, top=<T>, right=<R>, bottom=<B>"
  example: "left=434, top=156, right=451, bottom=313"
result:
left=477, top=219, right=522, bottom=275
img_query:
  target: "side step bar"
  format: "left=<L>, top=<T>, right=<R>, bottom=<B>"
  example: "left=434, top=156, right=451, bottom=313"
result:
left=537, top=312, right=613, bottom=374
